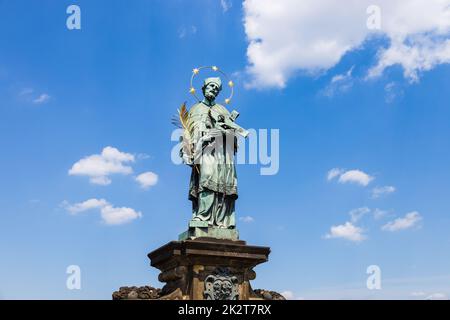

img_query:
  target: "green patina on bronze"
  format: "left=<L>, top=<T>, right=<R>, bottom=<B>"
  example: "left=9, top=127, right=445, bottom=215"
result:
left=178, top=76, right=247, bottom=240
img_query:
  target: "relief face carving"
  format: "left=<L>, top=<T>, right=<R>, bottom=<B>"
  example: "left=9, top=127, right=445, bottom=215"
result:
left=203, top=267, right=239, bottom=300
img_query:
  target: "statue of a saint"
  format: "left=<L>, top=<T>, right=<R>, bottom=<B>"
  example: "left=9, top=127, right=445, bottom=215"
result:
left=178, top=76, right=247, bottom=232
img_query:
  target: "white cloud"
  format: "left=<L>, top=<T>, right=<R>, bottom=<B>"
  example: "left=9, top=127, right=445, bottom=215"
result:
left=367, top=35, right=450, bottom=82
left=64, top=198, right=108, bottom=214
left=325, top=207, right=374, bottom=242
left=135, top=171, right=158, bottom=189
left=243, top=0, right=450, bottom=88
left=349, top=207, right=370, bottom=223
left=68, top=146, right=135, bottom=185
left=20, top=88, right=51, bottom=104
left=325, top=221, right=366, bottom=242
left=322, top=66, right=354, bottom=97
left=382, top=211, right=422, bottom=232
left=220, top=0, right=232, bottom=12
left=33, top=93, right=51, bottom=104
left=239, top=216, right=255, bottom=223
left=64, top=198, right=142, bottom=225
left=281, top=291, right=295, bottom=300
left=371, top=185, right=396, bottom=198
left=327, top=168, right=344, bottom=181
left=328, top=168, right=374, bottom=186
left=339, top=170, right=374, bottom=186
left=100, top=205, right=142, bottom=225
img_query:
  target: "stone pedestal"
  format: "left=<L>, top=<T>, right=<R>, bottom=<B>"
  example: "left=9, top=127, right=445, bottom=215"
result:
left=147, top=237, right=270, bottom=300
left=178, top=220, right=239, bottom=241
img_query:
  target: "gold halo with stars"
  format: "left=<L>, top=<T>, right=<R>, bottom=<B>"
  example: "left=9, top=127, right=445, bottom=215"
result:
left=189, top=66, right=234, bottom=105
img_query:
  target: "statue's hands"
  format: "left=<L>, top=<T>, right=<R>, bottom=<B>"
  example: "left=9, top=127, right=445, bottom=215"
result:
left=201, top=128, right=223, bottom=142
left=193, top=128, right=224, bottom=161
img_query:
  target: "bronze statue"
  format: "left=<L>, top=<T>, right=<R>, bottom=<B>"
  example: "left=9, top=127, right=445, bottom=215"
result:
left=175, top=67, right=248, bottom=239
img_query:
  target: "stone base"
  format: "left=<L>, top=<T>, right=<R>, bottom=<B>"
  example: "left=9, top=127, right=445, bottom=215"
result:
left=147, top=237, right=271, bottom=300
left=178, top=227, right=239, bottom=241
left=178, top=220, right=239, bottom=241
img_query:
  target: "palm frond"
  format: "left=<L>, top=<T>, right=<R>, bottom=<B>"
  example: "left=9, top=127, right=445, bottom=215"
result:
left=176, top=102, right=194, bottom=160
left=171, top=115, right=182, bottom=128
left=178, top=103, right=189, bottom=130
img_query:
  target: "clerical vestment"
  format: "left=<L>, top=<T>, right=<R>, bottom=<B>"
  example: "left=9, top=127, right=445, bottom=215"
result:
left=184, top=101, right=238, bottom=228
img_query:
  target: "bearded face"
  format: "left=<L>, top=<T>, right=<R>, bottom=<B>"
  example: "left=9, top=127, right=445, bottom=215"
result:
left=203, top=82, right=221, bottom=102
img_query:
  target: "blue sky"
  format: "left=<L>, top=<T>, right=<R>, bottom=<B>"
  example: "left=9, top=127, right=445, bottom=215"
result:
left=1, top=0, right=450, bottom=299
